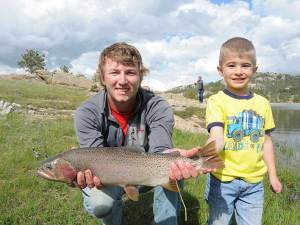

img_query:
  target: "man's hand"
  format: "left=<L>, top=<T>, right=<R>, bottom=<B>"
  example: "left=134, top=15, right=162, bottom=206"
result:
left=167, top=148, right=216, bottom=181
left=77, top=169, right=102, bottom=189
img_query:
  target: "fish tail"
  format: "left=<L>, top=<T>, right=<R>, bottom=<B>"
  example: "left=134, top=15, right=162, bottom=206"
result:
left=197, top=141, right=224, bottom=169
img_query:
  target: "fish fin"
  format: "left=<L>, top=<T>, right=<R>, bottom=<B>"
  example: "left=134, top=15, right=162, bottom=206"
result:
left=197, top=141, right=225, bottom=169
left=162, top=181, right=179, bottom=192
left=124, top=186, right=139, bottom=201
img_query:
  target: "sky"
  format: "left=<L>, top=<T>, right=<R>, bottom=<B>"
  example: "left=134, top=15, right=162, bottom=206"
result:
left=1, top=0, right=300, bottom=91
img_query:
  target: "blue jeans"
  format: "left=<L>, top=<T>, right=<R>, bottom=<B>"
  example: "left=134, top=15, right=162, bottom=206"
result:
left=205, top=174, right=264, bottom=225
left=83, top=183, right=182, bottom=225
left=198, top=90, right=204, bottom=103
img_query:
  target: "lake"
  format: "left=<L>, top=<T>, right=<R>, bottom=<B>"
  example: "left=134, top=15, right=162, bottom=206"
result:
left=272, top=103, right=300, bottom=147
left=271, top=103, right=300, bottom=171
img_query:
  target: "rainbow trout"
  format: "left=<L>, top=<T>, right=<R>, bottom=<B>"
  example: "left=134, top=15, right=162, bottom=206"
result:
left=37, top=141, right=223, bottom=200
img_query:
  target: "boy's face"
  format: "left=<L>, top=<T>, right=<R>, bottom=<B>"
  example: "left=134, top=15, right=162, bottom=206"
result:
left=218, top=51, right=257, bottom=96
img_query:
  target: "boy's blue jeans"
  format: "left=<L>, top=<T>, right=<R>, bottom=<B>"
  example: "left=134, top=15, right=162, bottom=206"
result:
left=205, top=174, right=264, bottom=225
left=83, top=183, right=182, bottom=225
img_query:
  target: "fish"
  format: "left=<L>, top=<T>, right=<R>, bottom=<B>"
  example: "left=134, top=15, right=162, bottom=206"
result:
left=37, top=141, right=224, bottom=201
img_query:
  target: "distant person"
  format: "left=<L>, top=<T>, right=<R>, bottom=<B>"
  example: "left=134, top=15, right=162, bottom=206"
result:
left=205, top=37, right=282, bottom=225
left=74, top=42, right=213, bottom=225
left=197, top=75, right=204, bottom=103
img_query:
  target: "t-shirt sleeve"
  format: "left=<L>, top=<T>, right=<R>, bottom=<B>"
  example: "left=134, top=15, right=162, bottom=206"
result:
left=206, top=95, right=224, bottom=132
left=264, top=101, right=275, bottom=133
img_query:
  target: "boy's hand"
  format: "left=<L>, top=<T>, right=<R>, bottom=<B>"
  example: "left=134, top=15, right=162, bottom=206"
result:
left=269, top=176, right=282, bottom=193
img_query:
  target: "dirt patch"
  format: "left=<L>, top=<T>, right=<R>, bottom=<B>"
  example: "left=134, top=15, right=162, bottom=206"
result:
left=159, top=93, right=207, bottom=134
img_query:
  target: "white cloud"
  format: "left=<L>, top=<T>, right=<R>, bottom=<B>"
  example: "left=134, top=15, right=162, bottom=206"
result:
left=0, top=64, right=26, bottom=75
left=0, top=0, right=300, bottom=91
left=70, top=51, right=99, bottom=78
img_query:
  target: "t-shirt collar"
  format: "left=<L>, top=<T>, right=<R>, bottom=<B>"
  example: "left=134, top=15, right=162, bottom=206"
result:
left=223, top=89, right=253, bottom=99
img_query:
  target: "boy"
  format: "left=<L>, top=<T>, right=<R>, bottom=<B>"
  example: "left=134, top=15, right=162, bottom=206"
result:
left=205, top=37, right=282, bottom=225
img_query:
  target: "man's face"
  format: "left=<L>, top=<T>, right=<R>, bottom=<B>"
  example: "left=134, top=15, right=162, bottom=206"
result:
left=102, top=58, right=141, bottom=111
left=218, top=52, right=257, bottom=95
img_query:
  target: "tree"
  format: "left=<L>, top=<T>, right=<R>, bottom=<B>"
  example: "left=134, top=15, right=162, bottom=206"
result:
left=60, top=65, right=70, bottom=73
left=17, top=49, right=46, bottom=73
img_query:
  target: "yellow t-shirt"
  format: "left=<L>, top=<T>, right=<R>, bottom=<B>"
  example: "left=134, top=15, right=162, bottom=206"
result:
left=206, top=90, right=275, bottom=183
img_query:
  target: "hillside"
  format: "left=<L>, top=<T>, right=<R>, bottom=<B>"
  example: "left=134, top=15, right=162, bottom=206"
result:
left=168, top=72, right=300, bottom=103
left=0, top=77, right=208, bottom=133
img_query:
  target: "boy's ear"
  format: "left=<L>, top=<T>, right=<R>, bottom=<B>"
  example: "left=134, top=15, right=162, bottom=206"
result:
left=253, top=66, right=258, bottom=73
left=217, top=66, right=224, bottom=77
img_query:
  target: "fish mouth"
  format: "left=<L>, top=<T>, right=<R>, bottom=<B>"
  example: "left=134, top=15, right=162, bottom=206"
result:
left=37, top=168, right=58, bottom=181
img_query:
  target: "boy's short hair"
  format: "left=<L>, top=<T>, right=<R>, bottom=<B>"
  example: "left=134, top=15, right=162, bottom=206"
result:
left=219, top=37, right=256, bottom=66
left=97, top=42, right=149, bottom=86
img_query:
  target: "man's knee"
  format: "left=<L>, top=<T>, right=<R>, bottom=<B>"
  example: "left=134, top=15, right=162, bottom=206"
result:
left=83, top=187, right=117, bottom=218
left=92, top=203, right=114, bottom=218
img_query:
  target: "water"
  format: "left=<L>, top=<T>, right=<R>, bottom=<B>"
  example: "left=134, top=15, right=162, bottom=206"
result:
left=271, top=103, right=300, bottom=171
left=272, top=103, right=300, bottom=148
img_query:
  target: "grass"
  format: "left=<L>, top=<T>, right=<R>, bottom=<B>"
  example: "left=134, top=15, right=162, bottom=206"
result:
left=174, top=106, right=206, bottom=120
left=0, top=114, right=299, bottom=225
left=0, top=78, right=88, bottom=109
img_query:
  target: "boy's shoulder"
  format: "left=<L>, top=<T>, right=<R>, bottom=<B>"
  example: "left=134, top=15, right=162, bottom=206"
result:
left=252, top=92, right=271, bottom=104
left=208, top=90, right=225, bottom=99
left=207, top=90, right=229, bottom=105
left=208, top=90, right=271, bottom=103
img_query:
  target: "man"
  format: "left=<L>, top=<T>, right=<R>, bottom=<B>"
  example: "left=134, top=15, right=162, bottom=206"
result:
left=75, top=42, right=208, bottom=225
left=197, top=75, right=204, bottom=103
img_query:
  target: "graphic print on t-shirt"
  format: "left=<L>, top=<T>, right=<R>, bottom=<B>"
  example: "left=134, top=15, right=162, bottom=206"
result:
left=225, top=110, right=265, bottom=152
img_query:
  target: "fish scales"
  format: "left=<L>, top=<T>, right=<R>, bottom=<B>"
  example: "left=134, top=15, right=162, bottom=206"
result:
left=59, top=147, right=185, bottom=186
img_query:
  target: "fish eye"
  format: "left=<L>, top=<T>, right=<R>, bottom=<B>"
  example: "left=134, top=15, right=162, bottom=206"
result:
left=45, top=163, right=52, bottom=170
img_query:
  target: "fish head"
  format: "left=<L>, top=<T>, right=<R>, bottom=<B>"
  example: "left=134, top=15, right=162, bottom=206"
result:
left=37, top=158, right=77, bottom=185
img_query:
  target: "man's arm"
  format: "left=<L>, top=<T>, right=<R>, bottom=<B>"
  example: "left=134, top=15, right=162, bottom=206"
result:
left=263, top=135, right=282, bottom=193
left=75, top=105, right=104, bottom=189
left=146, top=97, right=174, bottom=153
left=146, top=96, right=204, bottom=180
left=75, top=105, right=105, bottom=148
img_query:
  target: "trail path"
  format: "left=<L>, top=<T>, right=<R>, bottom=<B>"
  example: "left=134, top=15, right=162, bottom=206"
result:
left=159, top=93, right=207, bottom=134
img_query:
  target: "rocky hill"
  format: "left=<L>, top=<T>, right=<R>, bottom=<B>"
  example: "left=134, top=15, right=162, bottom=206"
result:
left=168, top=72, right=300, bottom=103
left=0, top=70, right=102, bottom=91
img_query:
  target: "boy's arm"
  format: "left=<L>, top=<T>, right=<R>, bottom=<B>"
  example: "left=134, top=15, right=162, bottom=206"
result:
left=263, top=135, right=282, bottom=193
left=207, top=126, right=224, bottom=152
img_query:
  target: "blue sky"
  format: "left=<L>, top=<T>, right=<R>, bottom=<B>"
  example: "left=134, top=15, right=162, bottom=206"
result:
left=0, top=0, right=299, bottom=91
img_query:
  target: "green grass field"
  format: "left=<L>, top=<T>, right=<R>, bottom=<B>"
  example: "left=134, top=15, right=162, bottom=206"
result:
left=0, top=78, right=299, bottom=224
left=0, top=79, right=88, bottom=109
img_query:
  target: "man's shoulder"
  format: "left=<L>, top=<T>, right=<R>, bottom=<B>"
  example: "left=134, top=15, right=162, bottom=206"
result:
left=140, top=88, right=168, bottom=106
left=76, top=90, right=106, bottom=114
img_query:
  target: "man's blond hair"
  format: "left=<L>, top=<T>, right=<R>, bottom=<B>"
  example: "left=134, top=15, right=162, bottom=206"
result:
left=96, top=42, right=149, bottom=86
left=219, top=37, right=256, bottom=66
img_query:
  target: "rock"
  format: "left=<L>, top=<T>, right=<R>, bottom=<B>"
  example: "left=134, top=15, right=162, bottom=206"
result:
left=51, top=71, right=93, bottom=89
left=34, top=69, right=52, bottom=82
left=34, top=70, right=97, bottom=90
left=174, top=115, right=207, bottom=134
left=0, top=100, right=21, bottom=116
